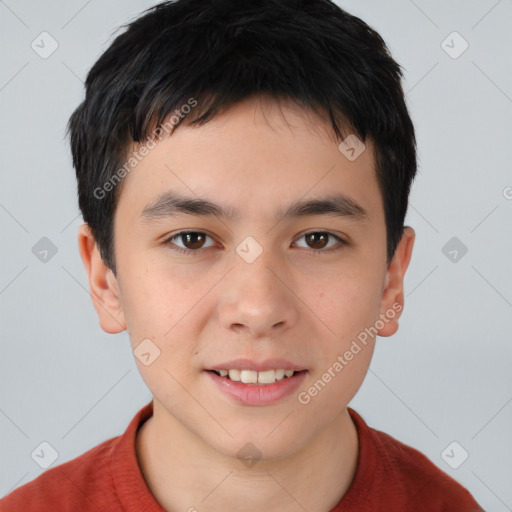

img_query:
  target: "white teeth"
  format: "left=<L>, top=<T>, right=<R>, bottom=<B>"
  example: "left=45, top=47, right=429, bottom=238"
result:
left=240, top=370, right=258, bottom=384
left=228, top=369, right=241, bottom=381
left=258, top=370, right=276, bottom=384
left=216, top=369, right=298, bottom=384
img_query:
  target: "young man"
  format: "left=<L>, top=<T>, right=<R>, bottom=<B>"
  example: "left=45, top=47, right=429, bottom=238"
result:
left=1, top=0, right=483, bottom=510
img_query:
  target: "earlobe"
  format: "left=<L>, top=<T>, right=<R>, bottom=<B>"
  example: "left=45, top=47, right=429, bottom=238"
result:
left=77, top=223, right=126, bottom=334
left=377, top=226, right=415, bottom=337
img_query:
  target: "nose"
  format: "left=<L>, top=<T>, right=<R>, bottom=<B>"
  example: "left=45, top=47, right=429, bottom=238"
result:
left=217, top=249, right=300, bottom=339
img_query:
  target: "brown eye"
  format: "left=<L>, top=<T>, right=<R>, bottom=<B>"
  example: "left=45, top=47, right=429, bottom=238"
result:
left=166, top=231, right=216, bottom=254
left=305, top=232, right=329, bottom=250
left=295, top=231, right=346, bottom=252
left=181, top=232, right=206, bottom=249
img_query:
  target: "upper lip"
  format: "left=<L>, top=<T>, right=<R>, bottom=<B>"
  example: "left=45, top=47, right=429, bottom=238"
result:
left=206, top=358, right=307, bottom=372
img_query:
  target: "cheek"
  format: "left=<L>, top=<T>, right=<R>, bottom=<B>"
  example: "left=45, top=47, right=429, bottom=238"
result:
left=119, top=265, right=208, bottom=374
left=309, top=267, right=382, bottom=403
left=314, top=267, right=383, bottom=342
left=297, top=340, right=374, bottom=424
left=117, top=263, right=181, bottom=345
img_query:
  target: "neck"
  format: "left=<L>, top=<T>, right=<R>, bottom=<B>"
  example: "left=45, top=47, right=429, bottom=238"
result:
left=136, top=400, right=359, bottom=512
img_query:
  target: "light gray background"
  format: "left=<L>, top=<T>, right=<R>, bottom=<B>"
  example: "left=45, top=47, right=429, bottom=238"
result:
left=0, top=0, right=511, bottom=510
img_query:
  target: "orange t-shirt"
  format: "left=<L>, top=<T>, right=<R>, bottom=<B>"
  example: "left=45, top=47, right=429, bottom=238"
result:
left=0, top=401, right=483, bottom=511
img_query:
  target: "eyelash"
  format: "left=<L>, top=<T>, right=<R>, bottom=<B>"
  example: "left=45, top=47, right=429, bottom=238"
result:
left=164, top=230, right=348, bottom=256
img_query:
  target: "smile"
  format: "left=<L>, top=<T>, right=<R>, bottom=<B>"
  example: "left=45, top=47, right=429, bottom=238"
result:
left=209, top=369, right=297, bottom=385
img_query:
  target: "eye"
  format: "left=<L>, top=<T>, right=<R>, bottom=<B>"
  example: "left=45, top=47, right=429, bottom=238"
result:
left=164, top=230, right=348, bottom=256
left=294, top=231, right=346, bottom=252
left=165, top=231, right=216, bottom=254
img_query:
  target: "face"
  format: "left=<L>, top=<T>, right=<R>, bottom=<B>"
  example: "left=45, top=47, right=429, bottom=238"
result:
left=80, top=96, right=414, bottom=461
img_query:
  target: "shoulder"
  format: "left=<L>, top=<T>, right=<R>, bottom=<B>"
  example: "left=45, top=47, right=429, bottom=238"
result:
left=0, top=401, right=155, bottom=512
left=0, top=436, right=120, bottom=512
left=346, top=408, right=483, bottom=511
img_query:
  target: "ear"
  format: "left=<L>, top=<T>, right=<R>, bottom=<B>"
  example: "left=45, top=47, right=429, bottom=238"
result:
left=377, top=226, right=415, bottom=337
left=77, top=223, right=126, bottom=334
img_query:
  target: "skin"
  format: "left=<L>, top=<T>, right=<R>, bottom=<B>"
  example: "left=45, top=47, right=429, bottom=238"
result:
left=78, top=95, right=415, bottom=512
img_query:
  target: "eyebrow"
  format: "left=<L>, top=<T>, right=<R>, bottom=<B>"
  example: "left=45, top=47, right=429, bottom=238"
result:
left=139, top=191, right=368, bottom=223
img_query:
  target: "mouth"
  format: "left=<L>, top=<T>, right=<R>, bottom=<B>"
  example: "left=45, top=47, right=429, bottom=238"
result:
left=206, top=368, right=307, bottom=385
left=205, top=365, right=308, bottom=406
left=204, top=358, right=308, bottom=405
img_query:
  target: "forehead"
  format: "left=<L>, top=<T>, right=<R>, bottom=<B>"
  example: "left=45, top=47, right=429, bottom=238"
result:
left=116, top=96, right=382, bottom=225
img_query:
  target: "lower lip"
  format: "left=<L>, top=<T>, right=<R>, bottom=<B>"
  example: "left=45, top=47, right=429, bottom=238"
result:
left=204, top=370, right=307, bottom=406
